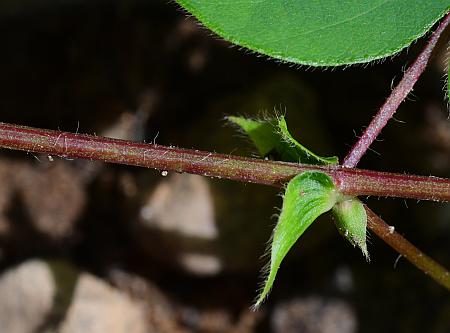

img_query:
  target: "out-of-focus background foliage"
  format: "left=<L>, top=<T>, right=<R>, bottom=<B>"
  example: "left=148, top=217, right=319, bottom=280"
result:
left=0, top=1, right=449, bottom=332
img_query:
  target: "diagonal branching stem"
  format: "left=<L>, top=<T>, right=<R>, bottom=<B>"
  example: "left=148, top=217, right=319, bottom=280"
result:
left=1, top=14, right=450, bottom=294
left=339, top=12, right=450, bottom=292
left=343, top=12, right=450, bottom=168
left=366, top=206, right=450, bottom=291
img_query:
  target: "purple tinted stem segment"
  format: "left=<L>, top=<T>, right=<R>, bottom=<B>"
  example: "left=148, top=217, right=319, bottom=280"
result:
left=366, top=207, right=450, bottom=291
left=343, top=12, right=450, bottom=168
left=0, top=121, right=449, bottom=290
left=0, top=122, right=449, bottom=201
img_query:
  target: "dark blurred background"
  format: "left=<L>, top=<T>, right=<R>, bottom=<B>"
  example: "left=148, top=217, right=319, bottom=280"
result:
left=0, top=1, right=449, bottom=332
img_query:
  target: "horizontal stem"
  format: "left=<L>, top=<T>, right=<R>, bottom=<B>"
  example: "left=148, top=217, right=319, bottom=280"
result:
left=0, top=122, right=448, bottom=291
left=366, top=207, right=450, bottom=291
left=0, top=122, right=449, bottom=201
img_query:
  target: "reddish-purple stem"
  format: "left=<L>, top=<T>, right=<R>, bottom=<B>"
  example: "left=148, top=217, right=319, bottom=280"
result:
left=343, top=12, right=450, bottom=168
left=366, top=207, right=450, bottom=291
left=0, top=122, right=449, bottom=290
left=0, top=13, right=449, bottom=292
left=0, top=122, right=449, bottom=201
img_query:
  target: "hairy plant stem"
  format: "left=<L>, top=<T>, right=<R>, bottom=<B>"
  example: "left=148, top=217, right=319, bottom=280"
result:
left=0, top=122, right=449, bottom=201
left=0, top=122, right=449, bottom=290
left=1, top=15, right=450, bottom=293
left=337, top=12, right=450, bottom=291
left=366, top=207, right=450, bottom=291
left=343, top=12, right=450, bottom=168
left=1, top=123, right=449, bottom=291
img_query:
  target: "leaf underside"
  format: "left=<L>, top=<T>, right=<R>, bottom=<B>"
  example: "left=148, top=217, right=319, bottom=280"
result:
left=228, top=115, right=338, bottom=165
left=176, top=1, right=450, bottom=66
left=255, top=171, right=337, bottom=307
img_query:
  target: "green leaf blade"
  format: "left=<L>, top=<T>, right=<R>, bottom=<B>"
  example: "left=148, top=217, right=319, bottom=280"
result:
left=255, top=171, right=337, bottom=307
left=276, top=117, right=339, bottom=165
left=176, top=1, right=450, bottom=66
left=228, top=115, right=338, bottom=165
left=227, top=116, right=278, bottom=157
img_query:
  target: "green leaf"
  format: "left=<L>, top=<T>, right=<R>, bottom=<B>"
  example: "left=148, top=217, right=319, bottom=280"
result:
left=255, top=171, right=337, bottom=307
left=332, top=197, right=369, bottom=259
left=277, top=117, right=339, bottom=165
left=228, top=115, right=338, bottom=165
left=176, top=1, right=450, bottom=66
left=227, top=116, right=279, bottom=157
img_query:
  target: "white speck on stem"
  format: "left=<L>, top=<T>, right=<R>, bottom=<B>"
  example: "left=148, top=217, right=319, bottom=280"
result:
left=388, top=226, right=395, bottom=234
left=161, top=170, right=168, bottom=177
left=47, top=155, right=54, bottom=162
